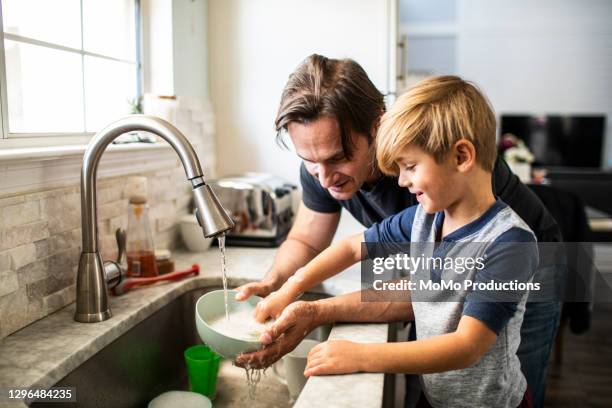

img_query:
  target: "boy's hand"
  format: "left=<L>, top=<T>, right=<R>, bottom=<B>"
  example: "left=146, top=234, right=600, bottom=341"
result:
left=304, top=340, right=365, bottom=376
left=235, top=276, right=280, bottom=301
left=252, top=286, right=297, bottom=323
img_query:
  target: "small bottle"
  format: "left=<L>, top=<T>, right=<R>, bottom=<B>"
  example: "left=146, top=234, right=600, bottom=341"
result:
left=126, top=177, right=158, bottom=278
left=155, top=249, right=175, bottom=275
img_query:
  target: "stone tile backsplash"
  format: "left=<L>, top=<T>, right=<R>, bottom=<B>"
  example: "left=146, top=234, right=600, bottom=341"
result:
left=0, top=167, right=192, bottom=339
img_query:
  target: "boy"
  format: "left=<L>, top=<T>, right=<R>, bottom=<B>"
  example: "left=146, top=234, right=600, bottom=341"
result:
left=254, top=76, right=537, bottom=407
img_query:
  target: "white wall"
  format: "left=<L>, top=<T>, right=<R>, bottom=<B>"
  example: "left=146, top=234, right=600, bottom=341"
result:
left=399, top=0, right=457, bottom=75
left=456, top=0, right=612, bottom=168
left=142, top=0, right=174, bottom=96
left=208, top=0, right=394, bottom=184
left=173, top=0, right=209, bottom=100
left=400, top=0, right=455, bottom=23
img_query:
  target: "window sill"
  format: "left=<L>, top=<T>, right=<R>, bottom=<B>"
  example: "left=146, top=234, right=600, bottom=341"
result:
left=0, top=142, right=184, bottom=196
left=0, top=141, right=172, bottom=163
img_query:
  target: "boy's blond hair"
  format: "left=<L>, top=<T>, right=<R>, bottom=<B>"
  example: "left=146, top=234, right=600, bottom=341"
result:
left=377, top=75, right=497, bottom=175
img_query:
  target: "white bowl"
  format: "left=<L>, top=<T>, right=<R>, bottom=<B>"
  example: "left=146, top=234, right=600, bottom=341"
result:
left=148, top=391, right=211, bottom=408
left=195, top=289, right=264, bottom=358
left=179, top=214, right=214, bottom=252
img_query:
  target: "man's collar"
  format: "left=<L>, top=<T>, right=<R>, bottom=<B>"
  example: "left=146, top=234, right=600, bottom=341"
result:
left=361, top=172, right=387, bottom=192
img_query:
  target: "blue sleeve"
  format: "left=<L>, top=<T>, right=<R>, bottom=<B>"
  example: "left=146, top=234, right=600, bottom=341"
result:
left=364, top=205, right=418, bottom=258
left=462, top=227, right=538, bottom=335
left=299, top=162, right=341, bottom=213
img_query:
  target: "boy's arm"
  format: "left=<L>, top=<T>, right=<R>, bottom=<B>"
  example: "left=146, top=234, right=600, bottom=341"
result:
left=305, top=315, right=497, bottom=376
left=254, top=205, right=416, bottom=323
left=253, top=232, right=364, bottom=322
left=306, top=228, right=539, bottom=376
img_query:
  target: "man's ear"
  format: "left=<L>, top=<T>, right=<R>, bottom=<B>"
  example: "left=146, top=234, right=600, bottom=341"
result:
left=369, top=111, right=384, bottom=144
left=369, top=123, right=379, bottom=144
left=454, top=139, right=476, bottom=172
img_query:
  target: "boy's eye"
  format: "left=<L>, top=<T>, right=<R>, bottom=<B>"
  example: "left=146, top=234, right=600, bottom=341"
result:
left=405, top=165, right=415, bottom=171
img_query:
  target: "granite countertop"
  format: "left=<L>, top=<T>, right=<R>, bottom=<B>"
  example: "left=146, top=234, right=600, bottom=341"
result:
left=0, top=246, right=387, bottom=407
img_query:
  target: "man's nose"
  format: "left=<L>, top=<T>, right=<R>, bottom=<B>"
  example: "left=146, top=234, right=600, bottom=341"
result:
left=317, top=164, right=335, bottom=188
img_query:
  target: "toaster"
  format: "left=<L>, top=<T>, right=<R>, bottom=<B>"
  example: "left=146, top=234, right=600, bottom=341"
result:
left=208, top=173, right=299, bottom=247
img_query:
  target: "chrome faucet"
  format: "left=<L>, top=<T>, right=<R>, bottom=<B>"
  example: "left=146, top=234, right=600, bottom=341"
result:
left=75, top=115, right=235, bottom=323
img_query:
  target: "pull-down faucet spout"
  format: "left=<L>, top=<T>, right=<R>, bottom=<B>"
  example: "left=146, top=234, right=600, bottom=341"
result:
left=75, top=115, right=234, bottom=323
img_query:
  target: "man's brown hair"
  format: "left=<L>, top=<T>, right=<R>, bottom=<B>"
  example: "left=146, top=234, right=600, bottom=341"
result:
left=275, top=54, right=385, bottom=159
left=377, top=75, right=497, bottom=175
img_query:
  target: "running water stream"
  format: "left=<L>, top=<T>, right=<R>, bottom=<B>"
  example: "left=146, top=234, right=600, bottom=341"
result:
left=218, top=233, right=229, bottom=320
left=218, top=233, right=266, bottom=398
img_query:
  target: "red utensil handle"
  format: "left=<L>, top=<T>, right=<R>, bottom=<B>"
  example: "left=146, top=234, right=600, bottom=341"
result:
left=123, top=264, right=200, bottom=292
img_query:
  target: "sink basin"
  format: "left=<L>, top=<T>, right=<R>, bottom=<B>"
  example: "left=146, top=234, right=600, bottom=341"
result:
left=32, top=287, right=330, bottom=408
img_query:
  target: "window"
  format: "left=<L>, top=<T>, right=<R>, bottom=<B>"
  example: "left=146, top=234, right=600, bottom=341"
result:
left=0, top=0, right=141, bottom=140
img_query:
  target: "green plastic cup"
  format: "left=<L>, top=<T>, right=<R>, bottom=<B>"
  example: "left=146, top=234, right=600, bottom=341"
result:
left=184, top=344, right=221, bottom=399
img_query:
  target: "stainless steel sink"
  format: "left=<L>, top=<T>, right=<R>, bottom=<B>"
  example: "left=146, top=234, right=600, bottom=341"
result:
left=32, top=287, right=330, bottom=408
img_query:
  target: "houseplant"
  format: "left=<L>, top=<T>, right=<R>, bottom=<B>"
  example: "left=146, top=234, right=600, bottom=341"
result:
left=498, top=133, right=534, bottom=183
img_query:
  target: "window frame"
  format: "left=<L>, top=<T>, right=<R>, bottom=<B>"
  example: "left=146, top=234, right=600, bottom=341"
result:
left=0, top=0, right=142, bottom=146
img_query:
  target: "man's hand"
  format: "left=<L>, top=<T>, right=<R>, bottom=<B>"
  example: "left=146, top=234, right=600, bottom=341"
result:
left=304, top=340, right=365, bottom=377
left=234, top=278, right=278, bottom=301
left=235, top=301, right=321, bottom=369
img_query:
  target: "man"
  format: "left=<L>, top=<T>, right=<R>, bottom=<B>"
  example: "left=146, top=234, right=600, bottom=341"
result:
left=235, top=54, right=561, bottom=408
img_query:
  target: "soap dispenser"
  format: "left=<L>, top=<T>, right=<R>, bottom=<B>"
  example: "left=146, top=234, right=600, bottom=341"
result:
left=126, top=177, right=158, bottom=278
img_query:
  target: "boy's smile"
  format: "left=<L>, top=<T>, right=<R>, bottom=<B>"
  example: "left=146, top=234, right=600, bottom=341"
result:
left=396, top=145, right=460, bottom=214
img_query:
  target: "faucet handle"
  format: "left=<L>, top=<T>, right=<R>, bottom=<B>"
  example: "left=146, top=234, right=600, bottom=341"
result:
left=104, top=228, right=127, bottom=290
left=115, top=228, right=127, bottom=266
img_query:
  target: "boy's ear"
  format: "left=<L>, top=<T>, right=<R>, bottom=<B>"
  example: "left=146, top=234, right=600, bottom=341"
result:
left=453, top=139, right=476, bottom=172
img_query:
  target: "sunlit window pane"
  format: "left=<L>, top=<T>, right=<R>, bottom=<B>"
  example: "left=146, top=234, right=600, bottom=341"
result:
left=83, top=0, right=136, bottom=60
left=1, top=0, right=139, bottom=137
left=4, top=40, right=84, bottom=133
left=84, top=56, right=136, bottom=132
left=2, top=0, right=81, bottom=48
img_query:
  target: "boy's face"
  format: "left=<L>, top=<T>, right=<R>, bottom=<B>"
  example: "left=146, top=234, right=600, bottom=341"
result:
left=396, top=145, right=462, bottom=214
left=288, top=115, right=377, bottom=200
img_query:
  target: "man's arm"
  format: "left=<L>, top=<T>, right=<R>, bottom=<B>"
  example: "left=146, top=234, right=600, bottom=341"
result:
left=314, top=287, right=414, bottom=325
left=235, top=202, right=340, bottom=300
left=261, top=287, right=414, bottom=346
left=235, top=288, right=413, bottom=369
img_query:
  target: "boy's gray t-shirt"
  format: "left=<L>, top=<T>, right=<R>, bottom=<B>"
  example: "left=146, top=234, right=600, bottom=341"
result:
left=365, top=199, right=538, bottom=408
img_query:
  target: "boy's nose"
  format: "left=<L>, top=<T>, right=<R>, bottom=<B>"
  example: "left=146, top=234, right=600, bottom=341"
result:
left=398, top=172, right=411, bottom=188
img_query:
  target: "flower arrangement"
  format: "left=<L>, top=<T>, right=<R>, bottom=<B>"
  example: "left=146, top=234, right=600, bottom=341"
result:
left=498, top=133, right=534, bottom=164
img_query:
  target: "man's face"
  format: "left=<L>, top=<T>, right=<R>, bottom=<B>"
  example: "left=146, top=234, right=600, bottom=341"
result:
left=288, top=115, right=376, bottom=200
